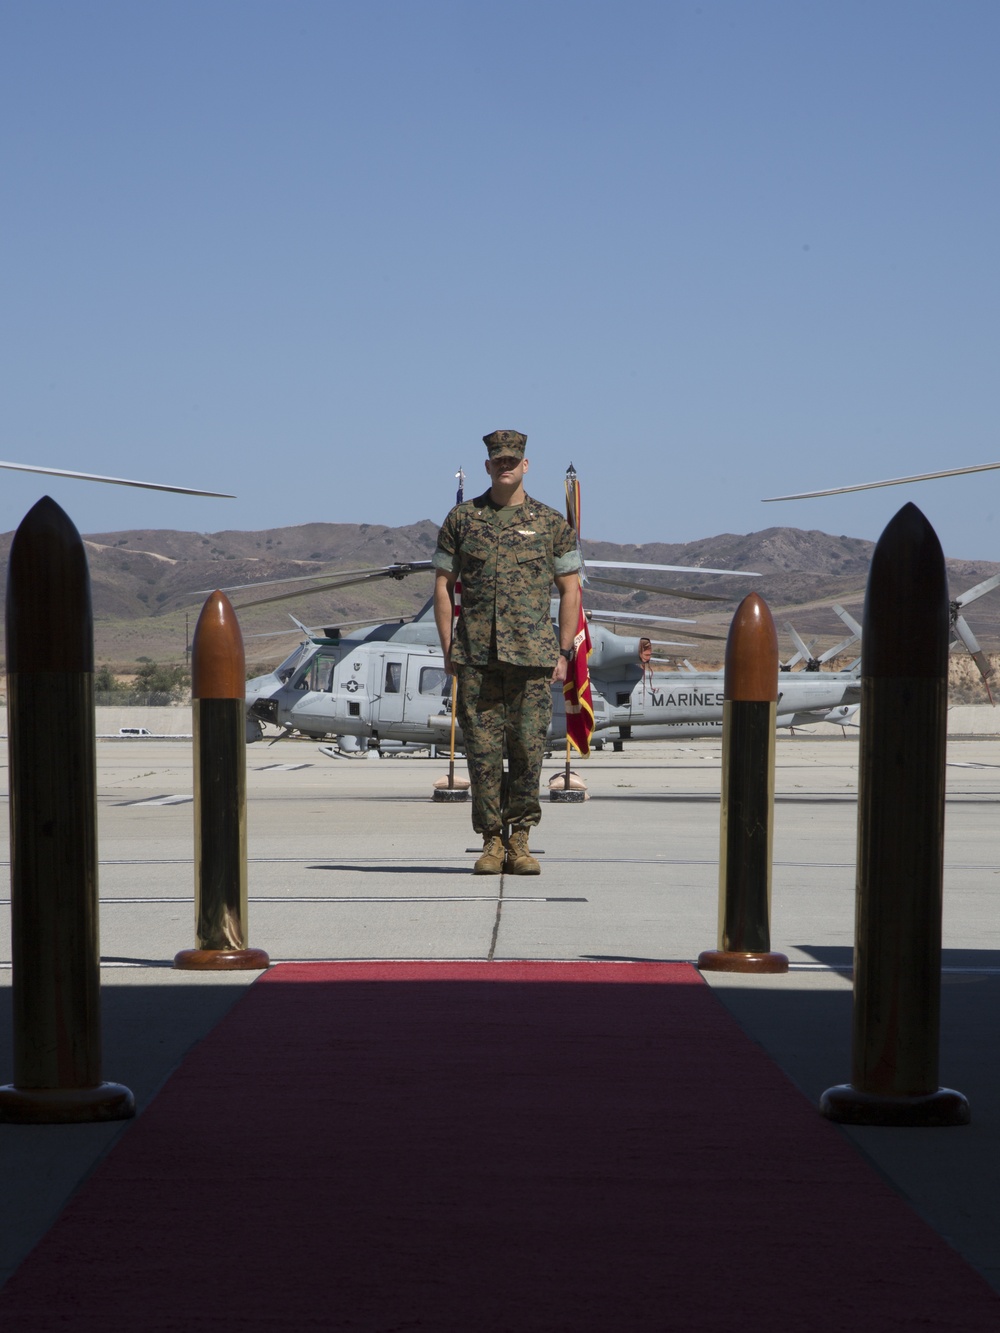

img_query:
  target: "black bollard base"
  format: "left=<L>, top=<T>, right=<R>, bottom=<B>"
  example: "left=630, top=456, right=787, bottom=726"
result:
left=0, top=1081, right=135, bottom=1124
left=174, top=947, right=270, bottom=970
left=550, top=788, right=586, bottom=802
left=432, top=787, right=469, bottom=803
left=697, top=949, right=789, bottom=974
left=820, top=1083, right=970, bottom=1127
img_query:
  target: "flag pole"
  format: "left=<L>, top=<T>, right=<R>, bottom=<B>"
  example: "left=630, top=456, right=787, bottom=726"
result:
left=552, top=463, right=590, bottom=803
left=432, top=465, right=470, bottom=803
left=449, top=675, right=459, bottom=788
left=566, top=461, right=579, bottom=792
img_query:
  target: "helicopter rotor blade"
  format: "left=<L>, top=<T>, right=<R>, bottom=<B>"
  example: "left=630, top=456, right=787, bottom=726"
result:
left=583, top=574, right=727, bottom=602
left=194, top=560, right=433, bottom=598
left=832, top=604, right=863, bottom=638
left=233, top=580, right=375, bottom=610
left=669, top=629, right=731, bottom=643
left=784, top=623, right=815, bottom=664
left=647, top=640, right=708, bottom=651
left=953, top=613, right=995, bottom=683
left=946, top=572, right=1000, bottom=692
left=763, top=461, right=1000, bottom=502
left=245, top=613, right=413, bottom=640
left=245, top=628, right=314, bottom=641
left=817, top=631, right=860, bottom=664
left=196, top=568, right=388, bottom=595
left=0, top=459, right=235, bottom=498
left=217, top=564, right=433, bottom=610
left=586, top=559, right=761, bottom=577
left=779, top=613, right=858, bottom=671
left=588, top=609, right=695, bottom=627
left=953, top=571, right=1000, bottom=610
left=588, top=610, right=728, bottom=641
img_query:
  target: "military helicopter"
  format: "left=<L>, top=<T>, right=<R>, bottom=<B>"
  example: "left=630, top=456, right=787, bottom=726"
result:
left=229, top=459, right=1000, bottom=749
left=238, top=590, right=865, bottom=750
left=228, top=465, right=866, bottom=751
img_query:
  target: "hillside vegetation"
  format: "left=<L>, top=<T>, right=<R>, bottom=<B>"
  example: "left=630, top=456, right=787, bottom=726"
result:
left=1, top=521, right=998, bottom=685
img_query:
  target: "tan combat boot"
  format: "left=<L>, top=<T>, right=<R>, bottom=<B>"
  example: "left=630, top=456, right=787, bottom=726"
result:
left=474, top=834, right=506, bottom=875
left=505, top=828, right=540, bottom=875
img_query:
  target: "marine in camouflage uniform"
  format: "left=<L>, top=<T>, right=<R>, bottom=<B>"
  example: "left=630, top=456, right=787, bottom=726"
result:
left=433, top=430, right=582, bottom=873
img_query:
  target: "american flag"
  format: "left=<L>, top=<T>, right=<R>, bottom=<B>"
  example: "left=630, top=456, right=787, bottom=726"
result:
left=454, top=469, right=465, bottom=621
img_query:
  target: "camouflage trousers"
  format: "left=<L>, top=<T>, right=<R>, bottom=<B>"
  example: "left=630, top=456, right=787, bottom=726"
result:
left=455, top=663, right=553, bottom=835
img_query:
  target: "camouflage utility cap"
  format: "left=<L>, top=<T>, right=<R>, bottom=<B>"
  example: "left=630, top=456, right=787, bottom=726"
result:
left=483, top=429, right=527, bottom=459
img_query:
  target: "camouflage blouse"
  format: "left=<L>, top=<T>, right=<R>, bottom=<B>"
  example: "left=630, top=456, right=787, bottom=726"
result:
left=434, top=491, right=582, bottom=667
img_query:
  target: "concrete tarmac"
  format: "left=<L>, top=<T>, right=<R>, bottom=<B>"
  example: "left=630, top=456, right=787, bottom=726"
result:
left=1, top=733, right=999, bottom=1292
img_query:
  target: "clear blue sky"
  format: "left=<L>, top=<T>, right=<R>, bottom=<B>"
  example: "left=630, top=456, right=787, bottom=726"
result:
left=3, top=1, right=999, bottom=559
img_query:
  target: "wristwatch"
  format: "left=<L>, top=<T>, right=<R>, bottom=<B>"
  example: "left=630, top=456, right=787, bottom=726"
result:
left=559, top=647, right=576, bottom=664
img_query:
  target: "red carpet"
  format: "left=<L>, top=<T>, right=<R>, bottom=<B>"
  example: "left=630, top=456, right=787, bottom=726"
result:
left=1, top=961, right=997, bottom=1330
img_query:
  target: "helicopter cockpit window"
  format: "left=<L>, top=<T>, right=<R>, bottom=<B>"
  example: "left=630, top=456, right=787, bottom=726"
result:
left=291, top=651, right=339, bottom=692
left=305, top=654, right=337, bottom=693
left=418, top=666, right=449, bottom=696
left=384, top=662, right=402, bottom=694
left=276, top=643, right=309, bottom=684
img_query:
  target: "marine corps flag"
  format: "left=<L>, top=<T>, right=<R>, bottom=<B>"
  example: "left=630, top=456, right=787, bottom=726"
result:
left=563, top=600, right=594, bottom=755
left=565, top=465, right=581, bottom=535
left=564, top=464, right=594, bottom=757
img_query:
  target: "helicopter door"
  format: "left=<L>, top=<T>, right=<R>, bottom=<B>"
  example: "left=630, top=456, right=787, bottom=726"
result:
left=402, top=658, right=450, bottom=725
left=373, top=656, right=405, bottom=725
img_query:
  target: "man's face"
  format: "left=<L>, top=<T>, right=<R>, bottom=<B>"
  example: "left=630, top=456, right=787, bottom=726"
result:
left=485, top=455, right=528, bottom=483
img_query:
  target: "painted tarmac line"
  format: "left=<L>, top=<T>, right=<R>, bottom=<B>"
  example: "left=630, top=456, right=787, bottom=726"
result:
left=87, top=894, right=587, bottom=905
left=0, top=856, right=997, bottom=871
left=116, top=794, right=194, bottom=806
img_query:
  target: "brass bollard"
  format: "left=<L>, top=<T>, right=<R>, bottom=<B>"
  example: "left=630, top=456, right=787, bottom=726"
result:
left=699, top=592, right=788, bottom=974
left=174, top=591, right=269, bottom=971
left=822, top=504, right=968, bottom=1126
left=0, top=497, right=134, bottom=1123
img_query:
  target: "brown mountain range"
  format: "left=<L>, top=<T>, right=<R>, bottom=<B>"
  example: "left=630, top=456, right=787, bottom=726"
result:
left=2, top=521, right=998, bottom=674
